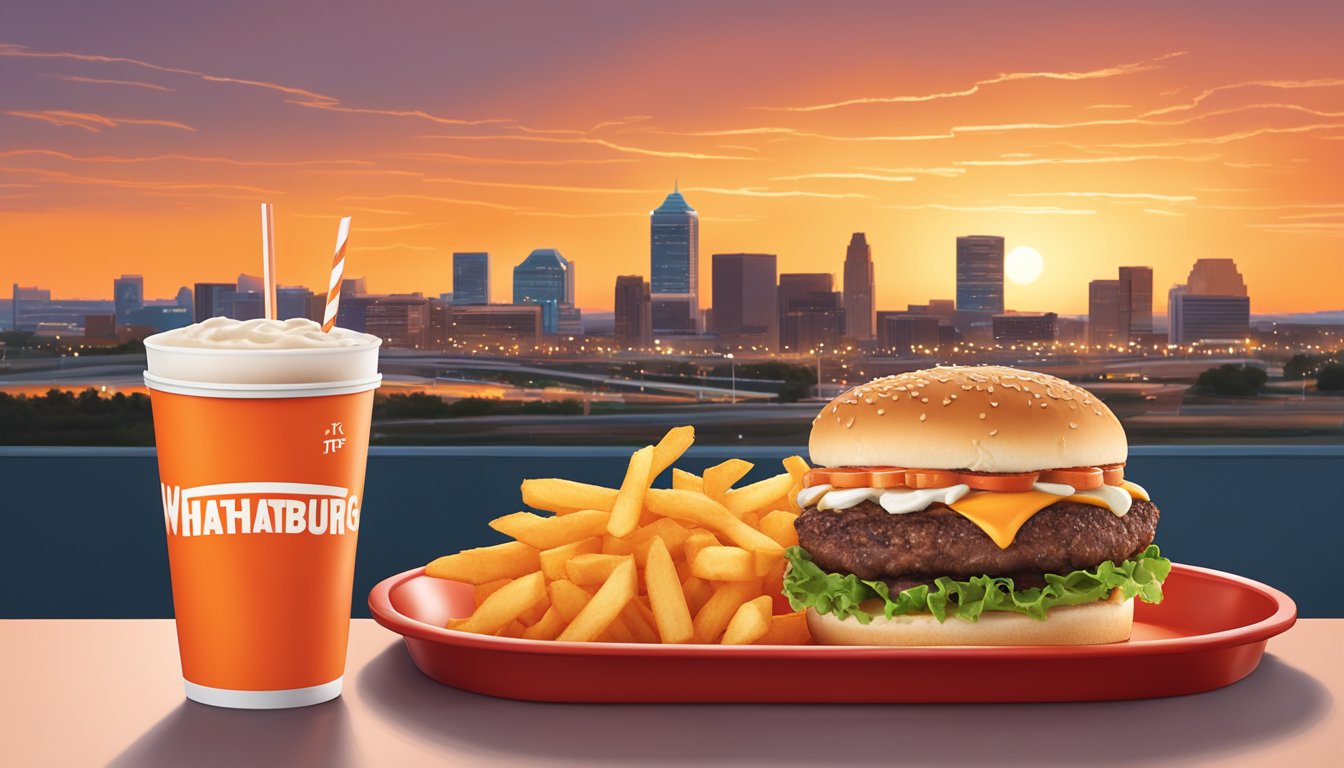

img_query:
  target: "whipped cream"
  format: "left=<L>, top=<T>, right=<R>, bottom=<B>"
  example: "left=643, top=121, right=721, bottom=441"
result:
left=151, top=317, right=378, bottom=350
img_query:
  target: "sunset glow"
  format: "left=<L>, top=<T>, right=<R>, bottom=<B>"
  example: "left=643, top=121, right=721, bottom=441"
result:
left=2, top=2, right=1343, bottom=315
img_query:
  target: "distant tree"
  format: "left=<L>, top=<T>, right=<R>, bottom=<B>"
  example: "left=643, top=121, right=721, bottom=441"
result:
left=1194, top=364, right=1268, bottom=397
left=1317, top=364, right=1344, bottom=392
left=1284, top=353, right=1325, bottom=380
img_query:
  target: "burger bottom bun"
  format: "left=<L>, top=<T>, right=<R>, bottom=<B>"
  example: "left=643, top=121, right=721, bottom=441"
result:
left=807, top=591, right=1134, bottom=646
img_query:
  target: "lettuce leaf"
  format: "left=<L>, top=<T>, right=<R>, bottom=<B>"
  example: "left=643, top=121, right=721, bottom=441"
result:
left=783, top=545, right=1171, bottom=624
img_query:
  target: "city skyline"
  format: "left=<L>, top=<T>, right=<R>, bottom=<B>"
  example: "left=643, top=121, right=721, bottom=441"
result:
left=2, top=2, right=1343, bottom=314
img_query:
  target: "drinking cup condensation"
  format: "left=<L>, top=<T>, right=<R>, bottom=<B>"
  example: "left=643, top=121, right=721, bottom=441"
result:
left=143, top=317, right=381, bottom=709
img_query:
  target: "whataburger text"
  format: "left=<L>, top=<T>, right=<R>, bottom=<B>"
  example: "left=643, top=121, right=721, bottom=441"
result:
left=161, top=482, right=361, bottom=537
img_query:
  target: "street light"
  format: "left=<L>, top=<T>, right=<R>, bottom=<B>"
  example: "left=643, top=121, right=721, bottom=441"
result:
left=724, top=353, right=736, bottom=404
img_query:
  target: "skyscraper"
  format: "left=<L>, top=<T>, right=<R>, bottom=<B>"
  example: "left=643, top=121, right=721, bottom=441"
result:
left=113, top=275, right=144, bottom=325
left=650, top=183, right=699, bottom=334
left=193, top=282, right=234, bottom=322
left=452, top=252, right=490, bottom=305
left=1186, top=258, right=1248, bottom=296
left=614, top=275, right=652, bottom=349
left=778, top=273, right=834, bottom=351
left=1169, top=258, right=1251, bottom=343
left=955, top=236, right=1005, bottom=316
left=1118, top=266, right=1154, bottom=339
left=1088, top=279, right=1122, bottom=346
left=513, top=248, right=575, bottom=334
left=842, top=233, right=875, bottom=340
left=711, top=253, right=778, bottom=349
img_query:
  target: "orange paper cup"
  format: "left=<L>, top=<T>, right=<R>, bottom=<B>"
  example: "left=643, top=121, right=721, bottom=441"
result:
left=145, top=332, right=380, bottom=709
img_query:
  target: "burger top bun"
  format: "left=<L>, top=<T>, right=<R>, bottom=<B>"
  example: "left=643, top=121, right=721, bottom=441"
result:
left=808, top=366, right=1127, bottom=473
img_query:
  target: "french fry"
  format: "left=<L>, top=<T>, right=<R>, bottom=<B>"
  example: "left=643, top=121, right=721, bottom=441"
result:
left=548, top=579, right=593, bottom=622
left=474, top=578, right=511, bottom=607
left=427, top=541, right=540, bottom=584
left=681, top=577, right=714, bottom=616
left=691, top=546, right=758, bottom=581
left=693, top=580, right=760, bottom=644
left=538, top=537, right=601, bottom=580
left=683, top=532, right=719, bottom=568
left=763, top=556, right=788, bottom=603
left=758, top=509, right=800, bottom=548
left=722, top=473, right=794, bottom=517
left=645, top=537, right=694, bottom=644
left=742, top=510, right=761, bottom=529
left=721, top=596, right=773, bottom=645
left=448, top=571, right=546, bottom=634
left=704, top=459, right=753, bottom=501
left=783, top=455, right=810, bottom=513
left=630, top=518, right=692, bottom=566
left=558, top=557, right=638, bottom=642
left=756, top=610, right=811, bottom=645
left=565, top=553, right=628, bottom=585
left=645, top=489, right=784, bottom=554
left=496, top=620, right=526, bottom=638
left=521, top=606, right=566, bottom=641
left=620, top=602, right=661, bottom=644
left=672, top=468, right=704, bottom=492
left=651, top=425, right=696, bottom=478
left=519, top=593, right=551, bottom=626
left=602, top=534, right=635, bottom=555
left=600, top=615, right=636, bottom=643
left=607, top=446, right=654, bottom=537
left=521, top=478, right=619, bottom=514
left=489, top=509, right=610, bottom=550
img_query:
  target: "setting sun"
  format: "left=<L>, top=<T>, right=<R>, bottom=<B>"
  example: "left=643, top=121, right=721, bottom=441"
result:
left=1005, top=246, right=1044, bottom=286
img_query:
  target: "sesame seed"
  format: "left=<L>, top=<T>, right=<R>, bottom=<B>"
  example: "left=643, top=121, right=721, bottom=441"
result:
left=877, top=409, right=886, bottom=416
left=832, top=405, right=838, bottom=413
left=942, top=398, right=951, bottom=406
left=1040, top=402, right=1048, bottom=408
left=845, top=417, right=855, bottom=428
left=921, top=397, right=929, bottom=403
left=919, top=413, right=927, bottom=422
left=989, top=429, right=999, bottom=436
left=950, top=393, right=958, bottom=399
left=987, top=385, right=995, bottom=394
left=990, top=401, right=999, bottom=407
left=1069, top=422, right=1078, bottom=429
left=865, top=398, right=874, bottom=404
left=978, top=413, right=986, bottom=420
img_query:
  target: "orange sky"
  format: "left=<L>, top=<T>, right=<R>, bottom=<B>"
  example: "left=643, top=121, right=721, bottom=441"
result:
left=2, top=2, right=1342, bottom=315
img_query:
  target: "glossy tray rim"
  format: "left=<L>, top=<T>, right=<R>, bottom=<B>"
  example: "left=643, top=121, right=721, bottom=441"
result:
left=368, top=562, right=1297, bottom=659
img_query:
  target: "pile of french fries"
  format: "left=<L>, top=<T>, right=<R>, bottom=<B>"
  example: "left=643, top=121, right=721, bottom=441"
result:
left=425, top=426, right=814, bottom=645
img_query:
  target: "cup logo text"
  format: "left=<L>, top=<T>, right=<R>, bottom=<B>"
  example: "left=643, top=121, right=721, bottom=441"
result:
left=161, top=482, right=361, bottom=537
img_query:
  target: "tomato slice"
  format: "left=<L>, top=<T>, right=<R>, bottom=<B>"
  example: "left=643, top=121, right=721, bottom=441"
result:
left=904, top=469, right=963, bottom=489
left=1040, top=467, right=1104, bottom=490
left=958, top=471, right=1040, bottom=493
left=805, top=467, right=872, bottom=488
left=1100, top=463, right=1125, bottom=486
left=865, top=467, right=909, bottom=489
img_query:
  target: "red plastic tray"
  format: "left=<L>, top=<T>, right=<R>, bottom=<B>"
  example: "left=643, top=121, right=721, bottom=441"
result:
left=367, top=563, right=1296, bottom=703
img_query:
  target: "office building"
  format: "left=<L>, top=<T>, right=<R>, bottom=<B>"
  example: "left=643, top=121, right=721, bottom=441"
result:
left=879, top=313, right=940, bottom=355
left=1089, top=279, right=1123, bottom=347
left=614, top=275, right=653, bottom=349
left=780, top=291, right=845, bottom=352
left=842, top=233, right=875, bottom=339
left=113, top=275, right=144, bottom=325
left=362, top=294, right=429, bottom=348
left=193, top=283, right=234, bottom=322
left=650, top=183, right=699, bottom=334
left=778, top=274, right=833, bottom=351
left=447, top=304, right=543, bottom=346
left=237, top=273, right=264, bottom=295
left=711, top=253, right=778, bottom=349
left=513, top=248, right=575, bottom=335
left=174, top=286, right=193, bottom=317
left=452, top=252, right=490, bottom=305
left=230, top=292, right=265, bottom=321
left=1168, top=288, right=1251, bottom=344
left=955, top=236, right=1005, bottom=317
left=993, top=313, right=1058, bottom=343
left=1186, top=259, right=1248, bottom=297
left=277, top=287, right=320, bottom=321
left=557, top=306, right=583, bottom=337
left=128, top=305, right=192, bottom=333
left=84, top=314, right=117, bottom=340
left=10, top=285, right=51, bottom=331
left=1118, top=266, right=1153, bottom=338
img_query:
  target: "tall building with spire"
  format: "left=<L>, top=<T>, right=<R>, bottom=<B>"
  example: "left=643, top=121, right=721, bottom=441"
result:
left=649, top=182, right=699, bottom=334
left=842, top=232, right=875, bottom=340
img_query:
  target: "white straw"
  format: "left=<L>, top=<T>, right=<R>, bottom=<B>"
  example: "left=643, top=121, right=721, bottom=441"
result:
left=260, top=203, right=277, bottom=320
left=322, top=216, right=352, bottom=332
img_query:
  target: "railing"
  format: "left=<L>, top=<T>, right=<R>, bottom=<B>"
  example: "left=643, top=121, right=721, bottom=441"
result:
left=2, top=445, right=1339, bottom=618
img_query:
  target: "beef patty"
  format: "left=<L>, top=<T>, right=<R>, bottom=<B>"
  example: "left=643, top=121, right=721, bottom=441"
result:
left=795, top=499, right=1159, bottom=591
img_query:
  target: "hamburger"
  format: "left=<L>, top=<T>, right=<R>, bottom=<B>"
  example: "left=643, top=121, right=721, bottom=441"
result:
left=783, top=366, right=1171, bottom=645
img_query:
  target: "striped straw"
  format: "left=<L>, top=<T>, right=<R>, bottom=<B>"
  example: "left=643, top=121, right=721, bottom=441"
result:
left=322, top=216, right=352, bottom=333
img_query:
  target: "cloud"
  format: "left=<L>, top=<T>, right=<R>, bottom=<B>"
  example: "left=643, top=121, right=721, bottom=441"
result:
left=641, top=126, right=953, bottom=142
left=355, top=222, right=445, bottom=233
left=1142, top=208, right=1186, bottom=216
left=514, top=211, right=646, bottom=219
left=883, top=203, right=1096, bottom=215
left=768, top=172, right=916, bottom=183
left=0, top=149, right=371, bottom=168
left=390, top=151, right=634, bottom=166
left=426, top=176, right=656, bottom=194
left=1248, top=223, right=1344, bottom=237
left=763, top=51, right=1186, bottom=112
left=857, top=166, right=966, bottom=177
left=4, top=109, right=195, bottom=132
left=688, top=186, right=871, bottom=199
left=1099, top=122, right=1344, bottom=149
left=339, top=193, right=529, bottom=211
left=1011, top=191, right=1197, bottom=202
left=954, top=154, right=1219, bottom=167
left=1139, top=77, right=1344, bottom=120
left=49, top=74, right=174, bottom=91
left=420, top=133, right=757, bottom=160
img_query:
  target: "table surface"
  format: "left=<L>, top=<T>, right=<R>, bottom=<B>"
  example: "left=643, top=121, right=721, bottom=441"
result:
left=3, top=619, right=1338, bottom=768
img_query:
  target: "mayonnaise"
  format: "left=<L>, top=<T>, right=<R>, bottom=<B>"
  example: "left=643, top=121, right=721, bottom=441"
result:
left=798, top=480, right=1138, bottom=517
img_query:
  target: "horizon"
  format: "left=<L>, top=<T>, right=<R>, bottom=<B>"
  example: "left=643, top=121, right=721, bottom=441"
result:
left=3, top=1, right=1343, bottom=315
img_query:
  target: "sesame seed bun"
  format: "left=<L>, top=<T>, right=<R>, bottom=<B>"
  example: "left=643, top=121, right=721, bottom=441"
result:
left=806, top=591, right=1134, bottom=646
left=809, top=366, right=1127, bottom=473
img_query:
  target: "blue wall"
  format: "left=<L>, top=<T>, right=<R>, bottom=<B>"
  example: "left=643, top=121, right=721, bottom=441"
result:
left=1, top=446, right=1338, bottom=618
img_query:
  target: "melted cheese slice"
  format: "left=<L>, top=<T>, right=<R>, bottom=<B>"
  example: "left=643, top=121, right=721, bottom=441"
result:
left=948, top=484, right=1147, bottom=550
